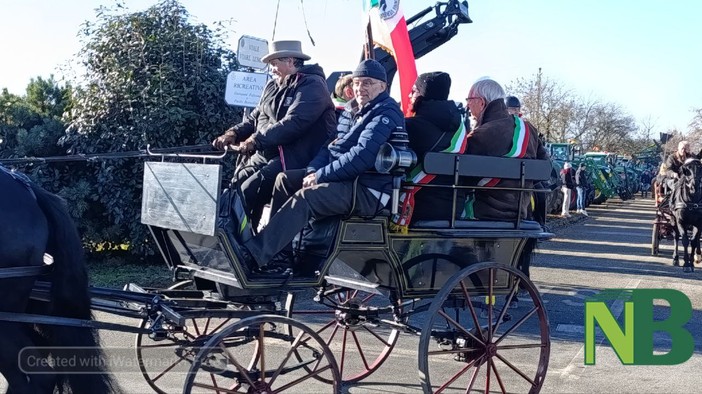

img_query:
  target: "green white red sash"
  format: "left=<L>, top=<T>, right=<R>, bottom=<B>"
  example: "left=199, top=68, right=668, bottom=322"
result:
left=390, top=116, right=467, bottom=232
left=477, top=116, right=531, bottom=187
left=462, top=115, right=530, bottom=219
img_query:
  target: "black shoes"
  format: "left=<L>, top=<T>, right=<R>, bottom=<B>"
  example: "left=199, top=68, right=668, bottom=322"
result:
left=255, top=251, right=295, bottom=276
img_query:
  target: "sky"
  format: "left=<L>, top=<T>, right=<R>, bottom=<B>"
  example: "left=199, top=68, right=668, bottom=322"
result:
left=0, top=0, right=700, bottom=135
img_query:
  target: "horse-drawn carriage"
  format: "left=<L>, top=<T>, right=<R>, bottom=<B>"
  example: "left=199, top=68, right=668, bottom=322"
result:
left=651, top=183, right=676, bottom=256
left=1, top=142, right=554, bottom=393
left=650, top=159, right=702, bottom=272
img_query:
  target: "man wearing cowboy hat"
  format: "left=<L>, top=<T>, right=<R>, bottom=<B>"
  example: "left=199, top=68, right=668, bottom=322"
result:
left=212, top=40, right=335, bottom=229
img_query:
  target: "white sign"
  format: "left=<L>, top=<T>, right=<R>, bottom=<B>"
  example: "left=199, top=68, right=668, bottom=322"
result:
left=237, top=36, right=268, bottom=70
left=225, top=71, right=268, bottom=108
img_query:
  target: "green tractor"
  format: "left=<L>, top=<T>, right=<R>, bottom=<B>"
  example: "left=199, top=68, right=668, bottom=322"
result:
left=581, top=152, right=619, bottom=204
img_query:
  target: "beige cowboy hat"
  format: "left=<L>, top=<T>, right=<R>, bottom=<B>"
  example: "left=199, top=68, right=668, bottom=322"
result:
left=261, top=40, right=311, bottom=63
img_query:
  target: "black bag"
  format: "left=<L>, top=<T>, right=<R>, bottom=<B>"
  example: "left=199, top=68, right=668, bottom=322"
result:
left=217, top=187, right=253, bottom=244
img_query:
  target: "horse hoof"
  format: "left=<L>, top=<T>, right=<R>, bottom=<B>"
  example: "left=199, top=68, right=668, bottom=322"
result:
left=673, top=260, right=680, bottom=267
left=683, top=266, right=693, bottom=273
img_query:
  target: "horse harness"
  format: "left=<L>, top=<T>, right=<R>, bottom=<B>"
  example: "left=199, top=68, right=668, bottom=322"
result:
left=0, top=164, right=50, bottom=279
left=0, top=164, right=36, bottom=200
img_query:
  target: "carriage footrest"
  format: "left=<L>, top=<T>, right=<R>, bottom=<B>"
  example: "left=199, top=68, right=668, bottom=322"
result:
left=324, top=275, right=381, bottom=294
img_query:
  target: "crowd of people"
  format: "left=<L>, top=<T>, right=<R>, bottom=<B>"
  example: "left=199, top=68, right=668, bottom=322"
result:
left=211, top=39, right=549, bottom=274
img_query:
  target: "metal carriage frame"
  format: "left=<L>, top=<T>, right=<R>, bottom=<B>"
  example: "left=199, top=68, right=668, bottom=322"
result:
left=139, top=149, right=554, bottom=393
left=1, top=149, right=554, bottom=394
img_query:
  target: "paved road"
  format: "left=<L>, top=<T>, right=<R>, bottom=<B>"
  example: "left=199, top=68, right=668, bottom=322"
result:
left=5, top=197, right=702, bottom=393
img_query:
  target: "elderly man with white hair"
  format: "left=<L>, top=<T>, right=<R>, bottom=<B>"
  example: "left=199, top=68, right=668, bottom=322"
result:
left=463, top=78, right=549, bottom=221
left=665, top=140, right=700, bottom=178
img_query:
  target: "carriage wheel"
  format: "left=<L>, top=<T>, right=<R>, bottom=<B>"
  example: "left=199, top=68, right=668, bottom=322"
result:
left=651, top=223, right=661, bottom=256
left=136, top=281, right=252, bottom=394
left=288, top=287, right=400, bottom=384
left=418, top=262, right=550, bottom=394
left=136, top=310, right=249, bottom=394
left=183, top=314, right=341, bottom=393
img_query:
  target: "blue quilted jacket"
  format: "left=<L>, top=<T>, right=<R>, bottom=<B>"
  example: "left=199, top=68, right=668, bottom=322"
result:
left=307, top=91, right=404, bottom=194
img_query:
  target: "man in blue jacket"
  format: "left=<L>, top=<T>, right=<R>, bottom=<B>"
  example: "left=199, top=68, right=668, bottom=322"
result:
left=239, top=59, right=404, bottom=272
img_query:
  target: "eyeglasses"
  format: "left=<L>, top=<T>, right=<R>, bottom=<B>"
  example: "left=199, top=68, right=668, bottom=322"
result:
left=353, top=79, right=380, bottom=88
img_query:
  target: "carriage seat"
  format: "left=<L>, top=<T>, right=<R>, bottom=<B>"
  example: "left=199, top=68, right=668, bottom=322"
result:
left=412, top=219, right=543, bottom=231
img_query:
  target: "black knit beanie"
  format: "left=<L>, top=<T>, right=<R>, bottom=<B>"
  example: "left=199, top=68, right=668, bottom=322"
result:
left=352, top=59, right=387, bottom=83
left=414, top=72, right=451, bottom=101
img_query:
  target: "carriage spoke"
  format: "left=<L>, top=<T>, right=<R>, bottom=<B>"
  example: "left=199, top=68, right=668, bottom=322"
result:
left=192, top=319, right=202, bottom=336
left=486, top=356, right=492, bottom=393
left=151, top=352, right=188, bottom=382
left=465, top=357, right=483, bottom=394
left=495, top=352, right=536, bottom=386
left=497, top=343, right=546, bottom=351
left=209, top=318, right=232, bottom=334
left=351, top=331, right=370, bottom=369
left=339, top=327, right=349, bottom=377
left=493, top=278, right=521, bottom=335
left=488, top=268, right=494, bottom=342
left=491, top=356, right=507, bottom=394
left=269, top=329, right=308, bottom=386
left=460, top=281, right=486, bottom=342
left=192, top=381, right=245, bottom=393
left=434, top=355, right=482, bottom=394
left=437, top=309, right=485, bottom=346
left=272, top=364, right=333, bottom=393
left=219, top=343, right=257, bottom=387
left=494, top=306, right=538, bottom=346
left=362, top=324, right=392, bottom=346
left=426, top=347, right=482, bottom=356
left=209, top=373, right=221, bottom=394
left=259, top=324, right=266, bottom=381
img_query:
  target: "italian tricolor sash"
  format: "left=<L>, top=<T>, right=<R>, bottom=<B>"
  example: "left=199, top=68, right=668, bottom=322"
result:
left=463, top=115, right=531, bottom=218
left=390, top=116, right=467, bottom=233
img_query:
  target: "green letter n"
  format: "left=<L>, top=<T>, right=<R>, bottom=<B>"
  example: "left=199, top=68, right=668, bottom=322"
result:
left=584, top=301, right=634, bottom=365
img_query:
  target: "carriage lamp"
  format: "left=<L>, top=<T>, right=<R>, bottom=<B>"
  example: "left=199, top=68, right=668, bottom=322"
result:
left=375, top=127, right=417, bottom=214
left=374, top=127, right=417, bottom=174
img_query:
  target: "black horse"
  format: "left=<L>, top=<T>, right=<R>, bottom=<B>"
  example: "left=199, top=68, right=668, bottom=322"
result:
left=0, top=167, right=117, bottom=393
left=670, top=159, right=702, bottom=273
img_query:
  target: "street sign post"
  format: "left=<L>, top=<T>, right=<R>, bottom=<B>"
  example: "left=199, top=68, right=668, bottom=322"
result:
left=237, top=36, right=268, bottom=70
left=225, top=71, right=268, bottom=108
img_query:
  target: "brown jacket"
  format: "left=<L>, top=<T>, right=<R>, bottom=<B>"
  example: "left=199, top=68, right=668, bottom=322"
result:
left=465, top=99, right=549, bottom=221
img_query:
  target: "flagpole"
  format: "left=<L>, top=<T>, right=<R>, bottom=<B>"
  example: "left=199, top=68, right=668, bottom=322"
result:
left=365, top=18, right=375, bottom=60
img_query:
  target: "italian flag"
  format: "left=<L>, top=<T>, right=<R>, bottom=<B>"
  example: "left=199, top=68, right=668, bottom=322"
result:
left=364, top=0, right=417, bottom=116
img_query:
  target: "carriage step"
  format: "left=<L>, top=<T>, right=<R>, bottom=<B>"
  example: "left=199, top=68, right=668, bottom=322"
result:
left=323, top=275, right=381, bottom=294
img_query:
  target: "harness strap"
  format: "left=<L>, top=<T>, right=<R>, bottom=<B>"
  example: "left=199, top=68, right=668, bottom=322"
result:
left=0, top=265, right=52, bottom=279
left=0, top=164, right=36, bottom=200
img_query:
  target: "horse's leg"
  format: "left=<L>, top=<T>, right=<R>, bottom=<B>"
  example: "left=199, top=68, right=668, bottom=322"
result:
left=672, top=221, right=680, bottom=266
left=681, top=225, right=693, bottom=273
left=0, top=277, right=57, bottom=394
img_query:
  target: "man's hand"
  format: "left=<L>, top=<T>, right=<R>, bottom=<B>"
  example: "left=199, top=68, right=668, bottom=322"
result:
left=238, top=136, right=256, bottom=153
left=302, top=173, right=317, bottom=188
left=212, top=128, right=237, bottom=150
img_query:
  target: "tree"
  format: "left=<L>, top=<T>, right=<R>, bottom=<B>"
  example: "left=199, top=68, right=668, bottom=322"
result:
left=508, top=68, right=575, bottom=143
left=0, top=76, right=72, bottom=159
left=60, top=0, right=241, bottom=257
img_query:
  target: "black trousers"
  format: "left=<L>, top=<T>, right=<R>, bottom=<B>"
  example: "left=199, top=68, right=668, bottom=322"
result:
left=234, top=153, right=283, bottom=230
left=245, top=170, right=382, bottom=267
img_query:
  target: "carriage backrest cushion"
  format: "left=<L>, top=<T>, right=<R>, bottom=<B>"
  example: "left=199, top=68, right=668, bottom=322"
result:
left=141, top=162, right=221, bottom=236
left=423, top=152, right=552, bottom=182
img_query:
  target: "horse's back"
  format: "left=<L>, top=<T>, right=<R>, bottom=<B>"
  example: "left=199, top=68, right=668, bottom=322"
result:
left=0, top=172, right=48, bottom=267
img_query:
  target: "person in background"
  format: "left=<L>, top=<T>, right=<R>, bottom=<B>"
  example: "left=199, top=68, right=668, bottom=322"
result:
left=575, top=163, right=588, bottom=216
left=211, top=40, right=336, bottom=229
left=560, top=162, right=574, bottom=218
left=330, top=74, right=355, bottom=119
left=505, top=95, right=522, bottom=117
left=665, top=140, right=697, bottom=178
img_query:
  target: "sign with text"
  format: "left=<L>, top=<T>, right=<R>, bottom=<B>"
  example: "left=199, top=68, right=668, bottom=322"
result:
left=225, top=71, right=267, bottom=108
left=237, top=35, right=268, bottom=69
